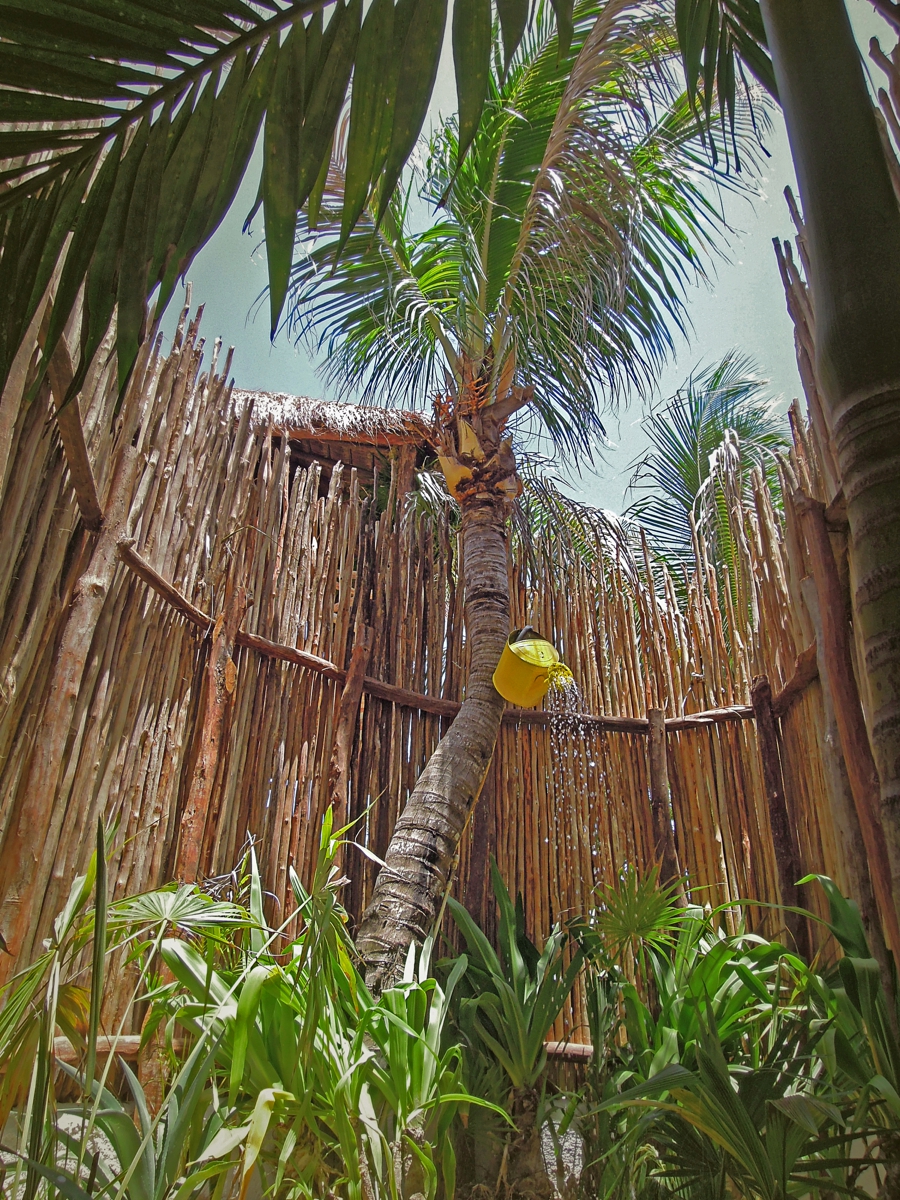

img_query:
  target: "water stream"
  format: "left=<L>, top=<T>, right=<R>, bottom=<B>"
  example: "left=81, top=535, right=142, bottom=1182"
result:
left=545, top=670, right=594, bottom=858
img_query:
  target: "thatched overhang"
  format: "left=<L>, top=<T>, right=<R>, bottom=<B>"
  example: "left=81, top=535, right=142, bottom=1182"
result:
left=234, top=390, right=436, bottom=486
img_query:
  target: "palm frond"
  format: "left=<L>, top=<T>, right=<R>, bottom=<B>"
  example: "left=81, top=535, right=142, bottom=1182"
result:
left=286, top=0, right=772, bottom=455
left=495, top=7, right=772, bottom=454
left=0, top=0, right=556, bottom=405
left=1, top=0, right=343, bottom=398
left=626, top=351, right=788, bottom=565
left=674, top=0, right=777, bottom=160
left=283, top=159, right=464, bottom=404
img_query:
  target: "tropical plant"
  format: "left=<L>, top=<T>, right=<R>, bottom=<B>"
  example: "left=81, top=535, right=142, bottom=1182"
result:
left=442, top=860, right=583, bottom=1197
left=569, top=869, right=900, bottom=1200
left=0, top=820, right=250, bottom=1200
left=0, top=0, right=566, bottom=412
left=674, top=0, right=900, bottom=937
left=141, top=809, right=507, bottom=1200
left=0, top=811, right=508, bottom=1200
left=285, top=0, right=765, bottom=988
left=626, top=353, right=787, bottom=566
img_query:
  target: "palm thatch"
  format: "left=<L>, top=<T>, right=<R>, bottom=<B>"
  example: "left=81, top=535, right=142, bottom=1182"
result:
left=236, top=391, right=436, bottom=446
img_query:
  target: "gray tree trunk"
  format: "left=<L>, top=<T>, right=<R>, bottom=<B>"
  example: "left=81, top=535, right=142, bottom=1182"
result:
left=356, top=488, right=510, bottom=992
left=760, top=0, right=900, bottom=925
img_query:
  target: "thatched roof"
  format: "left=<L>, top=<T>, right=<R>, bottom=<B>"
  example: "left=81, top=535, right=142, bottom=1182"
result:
left=234, top=391, right=435, bottom=448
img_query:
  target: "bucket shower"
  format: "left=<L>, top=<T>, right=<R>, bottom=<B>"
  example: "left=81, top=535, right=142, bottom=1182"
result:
left=492, top=626, right=572, bottom=708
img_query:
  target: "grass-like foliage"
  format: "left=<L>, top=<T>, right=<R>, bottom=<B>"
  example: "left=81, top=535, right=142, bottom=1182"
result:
left=2, top=821, right=898, bottom=1199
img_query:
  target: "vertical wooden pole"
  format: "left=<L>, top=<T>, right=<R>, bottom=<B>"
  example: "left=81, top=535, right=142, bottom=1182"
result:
left=795, top=492, right=900, bottom=961
left=176, top=582, right=248, bottom=883
left=751, top=675, right=810, bottom=959
left=329, top=625, right=374, bottom=830
left=799, top=576, right=889, bottom=976
left=647, top=709, right=681, bottom=890
left=0, top=443, right=140, bottom=983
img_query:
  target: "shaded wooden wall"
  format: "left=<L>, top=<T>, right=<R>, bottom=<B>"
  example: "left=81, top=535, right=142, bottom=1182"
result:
left=0, top=298, right=871, bottom=1041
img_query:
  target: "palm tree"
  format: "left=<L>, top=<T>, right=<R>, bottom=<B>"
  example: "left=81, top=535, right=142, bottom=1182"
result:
left=675, top=1, right=900, bottom=927
left=626, top=352, right=788, bottom=567
left=284, top=0, right=764, bottom=987
left=0, top=0, right=549, bottom=411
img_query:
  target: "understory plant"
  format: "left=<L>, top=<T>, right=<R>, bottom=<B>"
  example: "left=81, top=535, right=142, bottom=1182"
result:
left=3, top=822, right=898, bottom=1200
left=571, top=869, right=900, bottom=1200
left=0, top=812, right=504, bottom=1200
left=442, top=861, right=583, bottom=1199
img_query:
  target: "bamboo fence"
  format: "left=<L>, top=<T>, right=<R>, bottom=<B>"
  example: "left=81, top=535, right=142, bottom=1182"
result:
left=0, top=246, right=886, bottom=1041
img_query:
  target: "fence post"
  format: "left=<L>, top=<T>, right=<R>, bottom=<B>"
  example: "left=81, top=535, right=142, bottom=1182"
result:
left=175, top=581, right=249, bottom=883
left=0, top=443, right=141, bottom=984
left=751, top=675, right=810, bottom=959
left=329, top=625, right=374, bottom=830
left=647, top=709, right=682, bottom=891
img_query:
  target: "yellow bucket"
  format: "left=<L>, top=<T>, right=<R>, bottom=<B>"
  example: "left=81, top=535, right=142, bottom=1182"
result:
left=492, top=628, right=560, bottom=708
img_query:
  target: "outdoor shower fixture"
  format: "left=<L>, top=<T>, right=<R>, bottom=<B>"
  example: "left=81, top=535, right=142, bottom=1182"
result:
left=492, top=626, right=572, bottom=707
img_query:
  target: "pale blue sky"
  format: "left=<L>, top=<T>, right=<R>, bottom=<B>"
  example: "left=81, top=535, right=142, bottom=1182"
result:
left=162, top=0, right=891, bottom=512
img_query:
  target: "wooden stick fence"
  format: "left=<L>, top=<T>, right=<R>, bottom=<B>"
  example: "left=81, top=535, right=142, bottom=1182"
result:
left=0, top=273, right=884, bottom=1039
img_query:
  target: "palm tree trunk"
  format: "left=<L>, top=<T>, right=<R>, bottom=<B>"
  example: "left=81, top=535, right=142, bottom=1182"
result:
left=356, top=487, right=510, bottom=992
left=759, top=0, right=900, bottom=925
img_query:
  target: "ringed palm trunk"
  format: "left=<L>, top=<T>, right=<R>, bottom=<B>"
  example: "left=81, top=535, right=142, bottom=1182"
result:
left=356, top=483, right=511, bottom=992
left=759, top=0, right=900, bottom=927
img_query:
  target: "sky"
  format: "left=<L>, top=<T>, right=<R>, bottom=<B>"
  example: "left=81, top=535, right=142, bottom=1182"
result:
left=162, top=1, right=893, bottom=514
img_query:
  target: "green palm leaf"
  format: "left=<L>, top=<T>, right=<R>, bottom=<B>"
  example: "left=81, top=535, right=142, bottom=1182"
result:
left=626, top=351, right=788, bottom=566
left=283, top=0, right=768, bottom=458
left=0, top=0, right=553, bottom=406
left=674, top=0, right=777, bottom=163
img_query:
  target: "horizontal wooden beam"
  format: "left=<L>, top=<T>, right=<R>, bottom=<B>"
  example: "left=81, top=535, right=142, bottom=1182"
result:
left=51, top=1033, right=588, bottom=1066
left=544, top=1039, right=593, bottom=1062
left=284, top=424, right=433, bottom=448
left=52, top=1035, right=184, bottom=1063
left=118, top=543, right=817, bottom=734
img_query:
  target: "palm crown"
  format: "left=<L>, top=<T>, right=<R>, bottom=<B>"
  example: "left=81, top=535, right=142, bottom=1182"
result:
left=285, top=0, right=767, bottom=456
left=627, top=351, right=788, bottom=563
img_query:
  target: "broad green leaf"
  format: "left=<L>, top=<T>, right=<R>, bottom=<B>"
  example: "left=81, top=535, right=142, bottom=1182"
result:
left=495, top=0, right=529, bottom=69
left=117, top=110, right=170, bottom=391
left=230, top=964, right=273, bottom=1103
left=549, top=0, right=574, bottom=56
left=84, top=819, right=108, bottom=1095
left=306, top=147, right=331, bottom=232
left=160, top=937, right=231, bottom=1008
left=5, top=1154, right=91, bottom=1200
left=154, top=77, right=219, bottom=315
left=341, top=0, right=394, bottom=240
left=77, top=121, right=149, bottom=403
left=453, top=0, right=492, bottom=163
left=196, top=1122, right=252, bottom=1162
left=263, top=24, right=306, bottom=334
left=295, top=0, right=362, bottom=209
left=249, top=846, right=266, bottom=953
left=171, top=56, right=251, bottom=282
left=239, top=1087, right=292, bottom=1200
left=169, top=1161, right=234, bottom=1200
left=376, top=0, right=448, bottom=222
left=93, top=1108, right=154, bottom=1200
left=40, top=141, right=122, bottom=384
